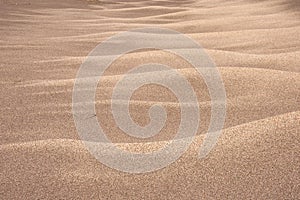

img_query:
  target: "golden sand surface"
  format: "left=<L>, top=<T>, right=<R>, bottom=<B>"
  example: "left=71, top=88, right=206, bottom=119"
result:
left=0, top=0, right=299, bottom=199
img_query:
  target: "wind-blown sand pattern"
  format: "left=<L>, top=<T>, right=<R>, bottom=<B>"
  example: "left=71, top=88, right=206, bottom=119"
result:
left=0, top=0, right=299, bottom=199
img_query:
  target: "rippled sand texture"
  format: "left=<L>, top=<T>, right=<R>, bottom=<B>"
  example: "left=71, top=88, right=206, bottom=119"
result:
left=1, top=0, right=299, bottom=199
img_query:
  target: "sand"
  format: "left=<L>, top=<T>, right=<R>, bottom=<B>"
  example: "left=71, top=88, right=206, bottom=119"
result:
left=0, top=0, right=299, bottom=199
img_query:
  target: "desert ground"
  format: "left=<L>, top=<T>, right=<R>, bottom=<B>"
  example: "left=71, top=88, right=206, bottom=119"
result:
left=0, top=0, right=299, bottom=199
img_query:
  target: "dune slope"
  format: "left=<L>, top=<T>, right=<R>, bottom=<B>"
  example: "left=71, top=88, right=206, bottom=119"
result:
left=0, top=0, right=299, bottom=199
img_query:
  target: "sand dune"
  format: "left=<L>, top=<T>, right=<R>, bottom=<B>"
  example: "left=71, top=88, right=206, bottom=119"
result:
left=0, top=0, right=299, bottom=199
